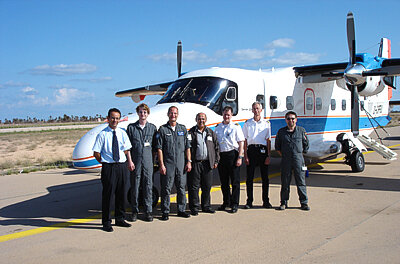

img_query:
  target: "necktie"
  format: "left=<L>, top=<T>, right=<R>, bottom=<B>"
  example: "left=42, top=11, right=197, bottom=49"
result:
left=112, top=130, right=120, bottom=162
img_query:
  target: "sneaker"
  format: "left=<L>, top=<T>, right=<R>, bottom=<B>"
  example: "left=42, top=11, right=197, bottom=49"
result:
left=300, top=204, right=310, bottom=211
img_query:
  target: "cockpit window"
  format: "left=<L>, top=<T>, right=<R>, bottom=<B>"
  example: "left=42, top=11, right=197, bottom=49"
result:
left=157, top=77, right=238, bottom=115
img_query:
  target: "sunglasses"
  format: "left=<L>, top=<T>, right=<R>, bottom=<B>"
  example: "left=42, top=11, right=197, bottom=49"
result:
left=286, top=117, right=296, bottom=120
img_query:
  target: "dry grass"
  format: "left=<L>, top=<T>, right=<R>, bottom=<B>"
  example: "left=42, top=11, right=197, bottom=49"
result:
left=0, top=129, right=89, bottom=175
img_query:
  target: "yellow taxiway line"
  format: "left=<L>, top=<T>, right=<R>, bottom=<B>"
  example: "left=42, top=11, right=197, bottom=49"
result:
left=1, top=143, right=399, bottom=243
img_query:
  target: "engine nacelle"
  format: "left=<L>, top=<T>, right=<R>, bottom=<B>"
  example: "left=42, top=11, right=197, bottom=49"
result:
left=357, top=76, right=385, bottom=96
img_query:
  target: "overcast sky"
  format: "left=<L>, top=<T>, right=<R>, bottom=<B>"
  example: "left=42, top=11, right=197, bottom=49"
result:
left=1, top=0, right=399, bottom=121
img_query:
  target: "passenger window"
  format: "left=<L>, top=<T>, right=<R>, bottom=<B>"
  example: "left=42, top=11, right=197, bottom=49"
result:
left=256, top=94, right=265, bottom=109
left=306, top=97, right=313, bottom=110
left=286, top=96, right=294, bottom=110
left=342, top=99, right=346, bottom=111
left=331, top=99, right=336, bottom=111
left=316, top=97, right=322, bottom=110
left=270, top=96, right=278, bottom=109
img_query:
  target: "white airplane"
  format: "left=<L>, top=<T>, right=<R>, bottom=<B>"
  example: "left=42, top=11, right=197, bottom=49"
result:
left=73, top=12, right=400, bottom=173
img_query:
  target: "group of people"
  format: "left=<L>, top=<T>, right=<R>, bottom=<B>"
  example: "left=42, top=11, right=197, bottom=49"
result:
left=93, top=103, right=310, bottom=232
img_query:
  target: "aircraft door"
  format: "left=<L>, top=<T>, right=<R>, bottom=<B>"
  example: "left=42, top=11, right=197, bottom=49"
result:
left=304, top=88, right=315, bottom=116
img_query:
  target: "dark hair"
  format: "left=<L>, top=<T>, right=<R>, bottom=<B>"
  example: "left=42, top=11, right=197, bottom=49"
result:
left=136, top=103, right=150, bottom=114
left=285, top=111, right=297, bottom=118
left=222, top=106, right=233, bottom=113
left=108, top=108, right=121, bottom=118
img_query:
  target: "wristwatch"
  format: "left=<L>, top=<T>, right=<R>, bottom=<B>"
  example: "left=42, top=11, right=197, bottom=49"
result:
left=187, top=159, right=192, bottom=162
left=238, top=155, right=244, bottom=159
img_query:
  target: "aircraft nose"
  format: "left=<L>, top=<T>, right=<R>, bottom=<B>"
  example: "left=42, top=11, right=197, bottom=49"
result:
left=72, top=124, right=107, bottom=171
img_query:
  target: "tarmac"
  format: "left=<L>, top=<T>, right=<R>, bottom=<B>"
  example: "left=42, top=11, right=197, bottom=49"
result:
left=0, top=126, right=399, bottom=263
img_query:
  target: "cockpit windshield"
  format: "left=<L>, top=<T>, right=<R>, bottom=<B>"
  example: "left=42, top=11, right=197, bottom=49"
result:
left=157, top=76, right=237, bottom=114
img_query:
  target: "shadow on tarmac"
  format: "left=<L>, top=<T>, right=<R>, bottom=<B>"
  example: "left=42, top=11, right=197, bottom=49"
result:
left=1, top=159, right=400, bottom=230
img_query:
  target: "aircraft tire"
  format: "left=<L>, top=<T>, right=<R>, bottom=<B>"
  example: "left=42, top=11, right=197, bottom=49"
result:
left=350, top=150, right=365, bottom=172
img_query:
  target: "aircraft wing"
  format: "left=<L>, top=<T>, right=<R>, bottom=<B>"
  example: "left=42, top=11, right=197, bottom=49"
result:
left=293, top=62, right=348, bottom=83
left=115, top=81, right=173, bottom=103
left=362, top=58, right=400, bottom=77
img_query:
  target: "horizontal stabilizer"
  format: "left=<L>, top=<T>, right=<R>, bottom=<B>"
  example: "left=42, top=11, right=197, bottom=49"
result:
left=115, top=81, right=173, bottom=98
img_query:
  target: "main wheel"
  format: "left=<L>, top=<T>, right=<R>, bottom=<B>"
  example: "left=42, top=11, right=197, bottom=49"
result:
left=350, top=150, right=365, bottom=172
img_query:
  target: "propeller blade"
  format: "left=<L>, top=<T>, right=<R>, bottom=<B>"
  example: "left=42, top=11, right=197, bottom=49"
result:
left=347, top=12, right=356, bottom=64
left=177, top=40, right=182, bottom=77
left=350, top=84, right=359, bottom=136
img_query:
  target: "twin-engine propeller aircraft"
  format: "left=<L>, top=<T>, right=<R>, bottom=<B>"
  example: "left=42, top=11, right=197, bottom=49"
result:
left=73, top=12, right=400, bottom=173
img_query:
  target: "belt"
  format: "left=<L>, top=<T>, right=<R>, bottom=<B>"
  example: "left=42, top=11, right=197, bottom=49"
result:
left=249, top=144, right=266, bottom=148
left=194, top=159, right=209, bottom=163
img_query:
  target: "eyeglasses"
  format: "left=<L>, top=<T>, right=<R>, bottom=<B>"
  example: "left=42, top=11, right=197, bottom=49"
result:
left=286, top=118, right=296, bottom=120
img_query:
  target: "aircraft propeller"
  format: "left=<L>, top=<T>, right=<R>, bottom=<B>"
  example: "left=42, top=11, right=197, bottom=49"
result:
left=177, top=40, right=182, bottom=77
left=345, top=12, right=360, bottom=136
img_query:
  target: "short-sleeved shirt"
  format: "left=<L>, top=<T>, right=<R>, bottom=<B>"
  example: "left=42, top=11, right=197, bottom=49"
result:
left=93, top=126, right=132, bottom=163
left=242, top=118, right=271, bottom=146
left=215, top=122, right=245, bottom=152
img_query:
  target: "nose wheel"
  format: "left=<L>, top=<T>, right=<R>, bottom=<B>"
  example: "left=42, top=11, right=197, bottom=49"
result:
left=337, top=133, right=365, bottom=172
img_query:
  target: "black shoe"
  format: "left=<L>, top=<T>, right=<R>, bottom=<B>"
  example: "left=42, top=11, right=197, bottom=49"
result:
left=161, top=213, right=169, bottom=221
left=278, top=204, right=286, bottom=210
left=243, top=204, right=253, bottom=209
left=263, top=202, right=273, bottom=209
left=102, top=225, right=113, bottom=232
left=300, top=204, right=310, bottom=211
left=231, top=206, right=238, bottom=214
left=217, top=205, right=227, bottom=211
left=127, top=212, right=137, bottom=222
left=202, top=208, right=215, bottom=214
left=115, top=220, right=131, bottom=227
left=190, top=210, right=199, bottom=216
left=144, top=212, right=153, bottom=222
left=177, top=211, right=191, bottom=218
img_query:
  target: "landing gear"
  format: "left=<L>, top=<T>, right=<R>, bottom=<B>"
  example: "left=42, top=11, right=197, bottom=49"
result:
left=349, top=150, right=365, bottom=172
left=337, top=133, right=365, bottom=172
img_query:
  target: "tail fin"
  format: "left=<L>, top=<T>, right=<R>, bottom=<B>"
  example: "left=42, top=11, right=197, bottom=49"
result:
left=378, top=38, right=391, bottom=58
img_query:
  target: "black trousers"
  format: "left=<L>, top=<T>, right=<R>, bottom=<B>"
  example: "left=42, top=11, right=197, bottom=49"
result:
left=246, top=145, right=269, bottom=205
left=188, top=160, right=213, bottom=211
left=218, top=150, right=240, bottom=207
left=101, top=162, right=128, bottom=226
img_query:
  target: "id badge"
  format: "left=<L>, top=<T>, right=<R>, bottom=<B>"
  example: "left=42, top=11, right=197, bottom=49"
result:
left=144, top=142, right=151, bottom=147
left=302, top=166, right=307, bottom=171
left=260, top=149, right=266, bottom=154
left=207, top=136, right=212, bottom=141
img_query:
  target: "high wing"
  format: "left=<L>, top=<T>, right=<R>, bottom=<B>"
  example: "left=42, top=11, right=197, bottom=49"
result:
left=293, top=62, right=348, bottom=83
left=115, top=81, right=173, bottom=103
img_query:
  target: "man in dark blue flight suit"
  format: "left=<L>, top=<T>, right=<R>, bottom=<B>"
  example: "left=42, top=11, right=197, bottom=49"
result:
left=157, top=106, right=192, bottom=221
left=126, top=103, right=157, bottom=222
left=275, top=111, right=310, bottom=211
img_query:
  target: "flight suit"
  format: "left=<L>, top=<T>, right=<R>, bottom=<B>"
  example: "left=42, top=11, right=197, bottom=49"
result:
left=156, top=122, right=190, bottom=214
left=126, top=121, right=157, bottom=214
left=275, top=125, right=309, bottom=205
